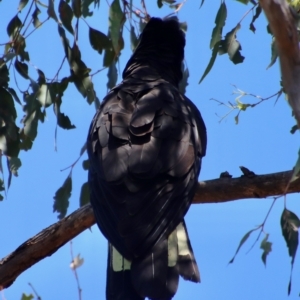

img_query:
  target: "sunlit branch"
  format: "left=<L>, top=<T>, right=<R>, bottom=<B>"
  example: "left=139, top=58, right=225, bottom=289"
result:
left=260, top=0, right=300, bottom=127
left=0, top=170, right=299, bottom=289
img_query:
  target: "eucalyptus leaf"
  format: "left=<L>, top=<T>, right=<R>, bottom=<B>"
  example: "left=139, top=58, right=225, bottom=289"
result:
left=260, top=234, right=272, bottom=266
left=89, top=27, right=111, bottom=54
left=109, top=0, right=125, bottom=56
left=229, top=228, right=258, bottom=263
left=59, top=0, right=74, bottom=34
left=53, top=173, right=72, bottom=219
left=210, top=2, right=227, bottom=49
left=7, top=15, right=22, bottom=38
left=79, top=181, right=90, bottom=207
left=18, top=0, right=29, bottom=12
left=199, top=41, right=219, bottom=83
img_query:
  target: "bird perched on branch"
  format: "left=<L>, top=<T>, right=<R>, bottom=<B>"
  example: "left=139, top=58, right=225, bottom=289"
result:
left=87, top=17, right=207, bottom=300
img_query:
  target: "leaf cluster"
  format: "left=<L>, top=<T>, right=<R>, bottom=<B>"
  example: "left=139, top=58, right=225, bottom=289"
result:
left=229, top=206, right=300, bottom=295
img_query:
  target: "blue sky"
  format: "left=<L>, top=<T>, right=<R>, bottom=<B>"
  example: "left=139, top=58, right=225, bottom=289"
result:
left=0, top=1, right=299, bottom=299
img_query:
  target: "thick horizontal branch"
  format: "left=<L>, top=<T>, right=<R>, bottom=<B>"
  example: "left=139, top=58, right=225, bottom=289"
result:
left=0, top=170, right=299, bottom=289
left=260, top=0, right=300, bottom=126
left=194, top=170, right=299, bottom=203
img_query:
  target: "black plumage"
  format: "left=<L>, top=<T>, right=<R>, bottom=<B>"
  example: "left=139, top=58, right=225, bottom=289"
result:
left=87, top=17, right=207, bottom=300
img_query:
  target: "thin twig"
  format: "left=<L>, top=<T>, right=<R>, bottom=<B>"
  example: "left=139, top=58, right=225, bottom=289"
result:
left=51, top=56, right=67, bottom=82
left=20, top=0, right=35, bottom=36
left=28, top=282, right=42, bottom=300
left=24, top=17, right=50, bottom=39
left=227, top=3, right=258, bottom=51
left=60, top=149, right=85, bottom=172
left=211, top=87, right=283, bottom=122
left=90, top=66, right=107, bottom=77
left=238, top=3, right=258, bottom=25
left=246, top=196, right=279, bottom=253
left=140, top=0, right=148, bottom=17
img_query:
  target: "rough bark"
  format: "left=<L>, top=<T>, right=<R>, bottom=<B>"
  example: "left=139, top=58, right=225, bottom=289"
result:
left=260, top=0, right=300, bottom=127
left=0, top=170, right=299, bottom=289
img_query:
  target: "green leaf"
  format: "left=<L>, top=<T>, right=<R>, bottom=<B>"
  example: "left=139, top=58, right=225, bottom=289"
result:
left=219, top=24, right=245, bottom=64
left=58, top=26, right=72, bottom=61
left=249, top=5, right=262, bottom=33
left=58, top=77, right=70, bottom=94
left=103, top=48, right=115, bottom=67
left=80, top=142, right=87, bottom=156
left=236, top=98, right=250, bottom=111
left=107, top=61, right=118, bottom=90
left=0, top=64, right=9, bottom=88
left=21, top=93, right=41, bottom=141
left=53, top=92, right=75, bottom=129
left=235, top=113, right=240, bottom=124
left=7, top=87, right=22, bottom=105
left=82, top=0, right=100, bottom=17
left=72, top=0, right=81, bottom=18
left=0, top=178, right=6, bottom=201
left=58, top=112, right=76, bottom=129
left=59, top=0, right=74, bottom=34
left=229, top=228, right=258, bottom=263
left=22, top=109, right=39, bottom=140
left=14, top=35, right=30, bottom=61
left=260, top=233, right=272, bottom=266
left=199, top=41, right=219, bottom=84
left=3, top=51, right=17, bottom=64
left=37, top=69, right=46, bottom=85
left=157, top=0, right=163, bottom=8
left=32, top=7, right=42, bottom=28
left=281, top=208, right=299, bottom=265
left=8, top=157, right=22, bottom=176
left=89, top=27, right=111, bottom=54
left=281, top=208, right=299, bottom=295
left=109, top=0, right=125, bottom=56
left=290, top=124, right=298, bottom=134
left=47, top=0, right=59, bottom=22
left=37, top=84, right=55, bottom=107
left=21, top=293, right=34, bottom=300
left=130, top=25, right=138, bottom=52
left=73, top=75, right=95, bottom=103
left=288, top=276, right=292, bottom=295
left=290, top=148, right=300, bottom=182
left=210, top=2, right=227, bottom=49
left=7, top=15, right=22, bottom=38
left=0, top=88, right=20, bottom=157
left=15, top=59, right=29, bottom=79
left=236, top=0, right=250, bottom=4
left=53, top=173, right=72, bottom=219
left=266, top=37, right=278, bottom=69
left=79, top=181, right=90, bottom=206
left=19, top=130, right=33, bottom=150
left=0, top=178, right=5, bottom=192
left=18, top=0, right=29, bottom=12
left=0, top=87, right=17, bottom=119
left=0, top=135, right=8, bottom=157
left=67, top=44, right=94, bottom=103
left=82, top=159, right=89, bottom=170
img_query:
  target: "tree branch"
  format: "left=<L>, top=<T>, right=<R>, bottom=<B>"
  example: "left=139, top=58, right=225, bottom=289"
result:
left=0, top=170, right=299, bottom=289
left=260, top=0, right=300, bottom=127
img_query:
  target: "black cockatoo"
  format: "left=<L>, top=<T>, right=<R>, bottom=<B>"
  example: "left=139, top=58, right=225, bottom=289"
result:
left=87, top=17, right=207, bottom=300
